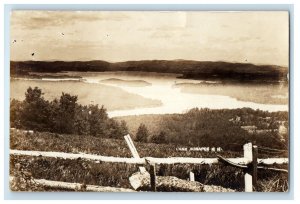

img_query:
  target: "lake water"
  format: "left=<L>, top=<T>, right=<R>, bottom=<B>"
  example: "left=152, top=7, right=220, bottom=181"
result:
left=34, top=71, right=288, bottom=117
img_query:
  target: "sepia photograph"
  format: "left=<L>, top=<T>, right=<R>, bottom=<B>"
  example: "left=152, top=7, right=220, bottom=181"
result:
left=9, top=10, right=289, bottom=192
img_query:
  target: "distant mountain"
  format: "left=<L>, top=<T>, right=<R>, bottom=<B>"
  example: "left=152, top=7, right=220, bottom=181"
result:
left=10, top=60, right=111, bottom=75
left=10, top=60, right=288, bottom=83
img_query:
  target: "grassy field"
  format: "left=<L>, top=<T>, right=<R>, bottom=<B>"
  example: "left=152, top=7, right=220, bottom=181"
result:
left=10, top=130, right=243, bottom=158
left=10, top=130, right=288, bottom=192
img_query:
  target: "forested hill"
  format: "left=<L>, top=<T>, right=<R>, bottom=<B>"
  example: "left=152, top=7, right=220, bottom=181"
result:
left=10, top=60, right=288, bottom=82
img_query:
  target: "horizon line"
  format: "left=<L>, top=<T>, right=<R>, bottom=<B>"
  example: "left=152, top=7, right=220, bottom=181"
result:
left=9, top=59, right=288, bottom=68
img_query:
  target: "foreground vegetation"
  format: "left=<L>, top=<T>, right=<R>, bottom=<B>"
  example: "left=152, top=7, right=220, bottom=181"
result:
left=10, top=131, right=288, bottom=192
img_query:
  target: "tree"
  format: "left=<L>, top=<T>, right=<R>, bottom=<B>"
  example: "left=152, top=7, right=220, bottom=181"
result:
left=88, top=104, right=108, bottom=137
left=49, top=98, right=60, bottom=132
left=54, top=93, right=78, bottom=134
left=21, top=87, right=51, bottom=131
left=151, top=131, right=167, bottom=144
left=108, top=120, right=129, bottom=139
left=74, top=105, right=90, bottom=135
left=135, top=123, right=149, bottom=142
left=119, top=120, right=129, bottom=136
left=24, top=86, right=43, bottom=103
left=10, top=99, right=23, bottom=128
left=106, top=119, right=122, bottom=139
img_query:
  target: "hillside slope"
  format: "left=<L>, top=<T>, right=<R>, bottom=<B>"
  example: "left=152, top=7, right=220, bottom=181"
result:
left=10, top=60, right=288, bottom=83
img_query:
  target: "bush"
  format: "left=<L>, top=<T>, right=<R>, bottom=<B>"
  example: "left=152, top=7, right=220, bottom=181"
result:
left=135, top=123, right=149, bottom=142
left=151, top=131, right=167, bottom=144
left=20, top=87, right=51, bottom=131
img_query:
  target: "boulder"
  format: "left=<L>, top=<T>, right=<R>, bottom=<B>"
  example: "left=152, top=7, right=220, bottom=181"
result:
left=129, top=171, right=204, bottom=192
left=129, top=171, right=235, bottom=192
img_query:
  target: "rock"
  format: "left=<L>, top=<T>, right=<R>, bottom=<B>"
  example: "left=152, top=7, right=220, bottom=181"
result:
left=129, top=171, right=150, bottom=190
left=129, top=171, right=204, bottom=192
left=129, top=171, right=235, bottom=192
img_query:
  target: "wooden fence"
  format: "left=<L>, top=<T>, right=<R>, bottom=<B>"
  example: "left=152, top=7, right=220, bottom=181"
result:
left=10, top=134, right=288, bottom=192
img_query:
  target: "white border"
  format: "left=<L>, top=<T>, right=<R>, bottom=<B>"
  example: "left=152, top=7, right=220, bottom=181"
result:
left=1, top=0, right=299, bottom=203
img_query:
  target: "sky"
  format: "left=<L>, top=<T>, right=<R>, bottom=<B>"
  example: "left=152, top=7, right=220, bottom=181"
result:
left=10, top=11, right=289, bottom=66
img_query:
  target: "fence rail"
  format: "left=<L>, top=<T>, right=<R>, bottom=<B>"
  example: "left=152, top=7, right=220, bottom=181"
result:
left=9, top=176, right=135, bottom=192
left=10, top=149, right=288, bottom=165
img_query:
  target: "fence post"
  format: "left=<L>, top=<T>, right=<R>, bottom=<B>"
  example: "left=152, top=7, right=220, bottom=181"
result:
left=149, top=163, right=156, bottom=192
left=124, top=134, right=147, bottom=173
left=189, top=172, right=195, bottom=182
left=252, top=145, right=258, bottom=191
left=243, top=142, right=253, bottom=192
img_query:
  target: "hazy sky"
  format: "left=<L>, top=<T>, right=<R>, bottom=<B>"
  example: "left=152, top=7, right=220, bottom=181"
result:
left=10, top=11, right=289, bottom=66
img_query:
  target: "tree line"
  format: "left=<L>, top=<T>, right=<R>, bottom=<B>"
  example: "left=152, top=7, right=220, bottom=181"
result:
left=119, top=108, right=288, bottom=150
left=10, top=86, right=169, bottom=143
left=10, top=87, right=129, bottom=139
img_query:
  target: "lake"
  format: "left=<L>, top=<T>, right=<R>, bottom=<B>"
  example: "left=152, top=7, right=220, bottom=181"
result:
left=11, top=71, right=288, bottom=117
